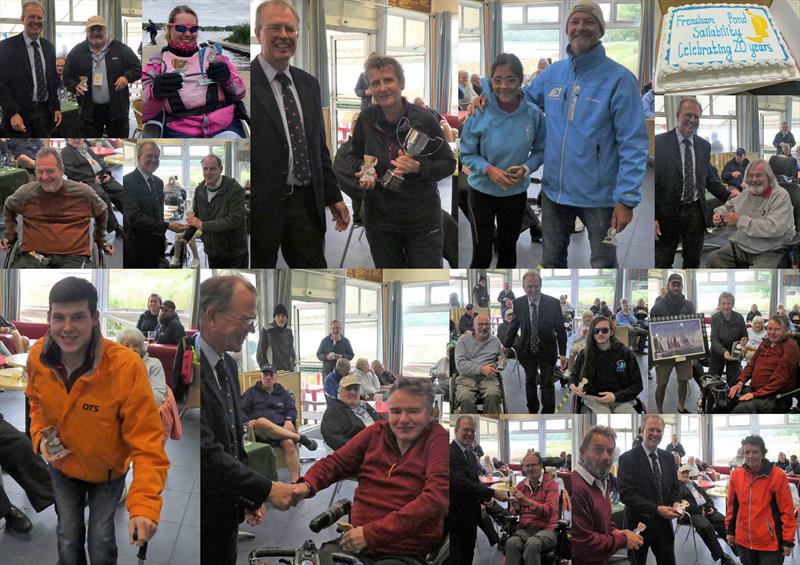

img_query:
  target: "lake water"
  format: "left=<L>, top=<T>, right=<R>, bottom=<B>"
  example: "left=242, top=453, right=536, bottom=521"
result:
left=199, top=31, right=251, bottom=69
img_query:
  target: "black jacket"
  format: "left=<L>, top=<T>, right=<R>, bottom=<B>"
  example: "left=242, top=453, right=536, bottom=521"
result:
left=721, top=157, right=749, bottom=188
left=183, top=175, right=248, bottom=260
left=773, top=131, right=796, bottom=152
left=61, top=144, right=111, bottom=184
left=472, top=285, right=489, bottom=308
left=768, top=154, right=798, bottom=179
left=123, top=168, right=167, bottom=268
left=320, top=397, right=383, bottom=451
left=677, top=480, right=715, bottom=517
left=619, top=445, right=680, bottom=534
left=570, top=340, right=642, bottom=402
left=351, top=100, right=455, bottom=232
left=449, top=440, right=493, bottom=527
left=655, top=128, right=730, bottom=230
left=0, top=33, right=60, bottom=128
left=709, top=311, right=747, bottom=358
left=156, top=315, right=186, bottom=345
left=136, top=310, right=159, bottom=334
left=315, top=334, right=354, bottom=376
left=256, top=323, right=296, bottom=371
left=502, top=294, right=567, bottom=364
left=649, top=294, right=695, bottom=318
left=63, top=39, right=141, bottom=122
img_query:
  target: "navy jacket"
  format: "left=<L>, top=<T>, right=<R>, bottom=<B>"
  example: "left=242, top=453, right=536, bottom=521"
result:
left=240, top=382, right=297, bottom=426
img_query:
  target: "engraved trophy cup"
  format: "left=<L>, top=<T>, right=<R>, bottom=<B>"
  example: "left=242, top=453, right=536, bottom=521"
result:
left=381, top=118, right=444, bottom=192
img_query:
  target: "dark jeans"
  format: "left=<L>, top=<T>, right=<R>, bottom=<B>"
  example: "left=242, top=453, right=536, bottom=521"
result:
left=541, top=193, right=616, bottom=267
left=365, top=223, right=443, bottom=267
left=0, top=416, right=54, bottom=517
left=80, top=103, right=129, bottom=137
left=655, top=200, right=705, bottom=268
left=630, top=516, right=676, bottom=565
left=49, top=467, right=126, bottom=565
left=208, top=252, right=249, bottom=268
left=11, top=253, right=92, bottom=268
left=255, top=187, right=326, bottom=267
left=518, top=351, right=555, bottom=413
left=709, top=352, right=743, bottom=387
left=731, top=395, right=789, bottom=414
left=737, top=546, right=786, bottom=565
left=8, top=103, right=53, bottom=137
left=467, top=187, right=526, bottom=268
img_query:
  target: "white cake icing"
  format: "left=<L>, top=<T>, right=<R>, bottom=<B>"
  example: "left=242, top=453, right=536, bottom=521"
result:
left=655, top=3, right=798, bottom=92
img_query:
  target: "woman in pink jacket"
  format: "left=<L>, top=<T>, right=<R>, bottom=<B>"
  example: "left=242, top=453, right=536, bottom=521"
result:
left=142, top=5, right=246, bottom=138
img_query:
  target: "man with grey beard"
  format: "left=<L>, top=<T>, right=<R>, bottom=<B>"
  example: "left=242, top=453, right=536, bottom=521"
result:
left=570, top=426, right=642, bottom=565
left=707, top=158, right=796, bottom=267
left=455, top=314, right=503, bottom=414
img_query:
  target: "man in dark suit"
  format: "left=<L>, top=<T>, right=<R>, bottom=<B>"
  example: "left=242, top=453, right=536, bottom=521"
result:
left=502, top=270, right=567, bottom=413
left=618, top=415, right=682, bottom=565
left=123, top=141, right=186, bottom=268
left=199, top=275, right=301, bottom=565
left=250, top=0, right=349, bottom=268
left=450, top=415, right=506, bottom=565
left=0, top=1, right=61, bottom=137
left=655, top=97, right=733, bottom=268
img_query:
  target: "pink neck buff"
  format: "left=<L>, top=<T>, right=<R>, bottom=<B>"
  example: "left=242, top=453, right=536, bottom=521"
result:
left=167, top=40, right=198, bottom=57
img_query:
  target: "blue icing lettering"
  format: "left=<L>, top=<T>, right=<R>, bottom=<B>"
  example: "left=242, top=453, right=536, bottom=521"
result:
left=727, top=11, right=747, bottom=25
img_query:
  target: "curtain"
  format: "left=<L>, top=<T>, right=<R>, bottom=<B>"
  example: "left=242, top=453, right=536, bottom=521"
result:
left=3, top=270, right=18, bottom=321
left=385, top=282, right=403, bottom=375
left=274, top=269, right=292, bottom=327
left=638, top=0, right=656, bottom=87
left=432, top=11, right=452, bottom=116
left=308, top=0, right=329, bottom=106
left=737, top=95, right=761, bottom=153
left=43, top=0, right=56, bottom=46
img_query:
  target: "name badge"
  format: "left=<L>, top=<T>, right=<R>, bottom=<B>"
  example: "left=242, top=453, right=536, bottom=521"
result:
left=93, top=73, right=103, bottom=87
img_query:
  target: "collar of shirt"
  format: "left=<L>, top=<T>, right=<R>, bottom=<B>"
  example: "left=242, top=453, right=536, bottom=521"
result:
left=258, top=53, right=291, bottom=86
left=205, top=177, right=223, bottom=191
left=641, top=443, right=659, bottom=460
left=137, top=167, right=153, bottom=183
left=527, top=297, right=539, bottom=310
left=575, top=462, right=608, bottom=494
left=23, top=31, right=40, bottom=48
left=524, top=473, right=543, bottom=491
left=676, top=129, right=694, bottom=146
left=196, top=332, right=222, bottom=371
left=90, top=40, right=111, bottom=60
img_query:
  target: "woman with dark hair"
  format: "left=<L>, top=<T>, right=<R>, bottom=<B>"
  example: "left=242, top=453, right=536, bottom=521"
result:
left=460, top=53, right=545, bottom=267
left=569, top=317, right=642, bottom=414
left=136, top=293, right=162, bottom=335
left=142, top=4, right=246, bottom=138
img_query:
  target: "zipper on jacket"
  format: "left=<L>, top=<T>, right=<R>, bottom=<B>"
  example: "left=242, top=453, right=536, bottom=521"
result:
left=765, top=517, right=774, bottom=540
left=557, top=60, right=580, bottom=203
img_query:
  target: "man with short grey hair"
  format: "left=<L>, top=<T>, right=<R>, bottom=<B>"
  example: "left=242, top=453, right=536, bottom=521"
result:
left=123, top=141, right=187, bottom=267
left=455, top=314, right=504, bottom=414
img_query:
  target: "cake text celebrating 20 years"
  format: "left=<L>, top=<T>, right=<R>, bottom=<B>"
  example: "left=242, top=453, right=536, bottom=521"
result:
left=674, top=11, right=773, bottom=63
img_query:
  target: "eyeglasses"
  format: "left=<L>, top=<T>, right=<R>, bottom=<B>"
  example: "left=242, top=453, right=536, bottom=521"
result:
left=491, top=77, right=520, bottom=87
left=228, top=313, right=258, bottom=328
left=592, top=327, right=611, bottom=335
left=170, top=24, right=199, bottom=33
left=265, top=24, right=298, bottom=36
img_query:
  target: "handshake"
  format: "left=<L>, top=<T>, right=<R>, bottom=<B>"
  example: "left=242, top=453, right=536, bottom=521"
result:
left=268, top=481, right=310, bottom=511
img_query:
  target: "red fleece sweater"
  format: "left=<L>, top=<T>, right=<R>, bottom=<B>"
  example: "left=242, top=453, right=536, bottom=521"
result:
left=738, top=338, right=799, bottom=397
left=303, top=420, right=449, bottom=557
left=570, top=469, right=627, bottom=565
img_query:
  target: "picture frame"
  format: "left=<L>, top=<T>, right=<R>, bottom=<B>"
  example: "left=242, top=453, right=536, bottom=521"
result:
left=649, top=314, right=709, bottom=365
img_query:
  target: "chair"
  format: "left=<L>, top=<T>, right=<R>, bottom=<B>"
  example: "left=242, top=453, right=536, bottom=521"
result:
left=179, top=362, right=200, bottom=418
left=131, top=97, right=143, bottom=138
left=142, top=101, right=250, bottom=138
left=2, top=239, right=105, bottom=268
left=675, top=514, right=699, bottom=562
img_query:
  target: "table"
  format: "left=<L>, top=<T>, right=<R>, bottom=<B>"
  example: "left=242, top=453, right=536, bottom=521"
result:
left=0, top=367, right=25, bottom=391
left=6, top=353, right=29, bottom=368
left=244, top=440, right=278, bottom=481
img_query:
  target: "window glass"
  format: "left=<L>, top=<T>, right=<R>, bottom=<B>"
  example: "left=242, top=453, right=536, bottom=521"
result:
left=107, top=270, right=195, bottom=337
left=18, top=271, right=93, bottom=323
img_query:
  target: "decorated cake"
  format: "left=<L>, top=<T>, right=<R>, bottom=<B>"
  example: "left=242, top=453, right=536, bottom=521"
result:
left=655, top=3, right=799, bottom=92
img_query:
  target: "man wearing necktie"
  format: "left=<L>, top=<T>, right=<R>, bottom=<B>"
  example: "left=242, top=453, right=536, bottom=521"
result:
left=449, top=415, right=508, bottom=565
left=502, top=270, right=567, bottom=414
left=250, top=0, right=349, bottom=267
left=618, top=415, right=682, bottom=564
left=199, top=275, right=302, bottom=565
left=0, top=1, right=62, bottom=137
left=123, top=141, right=188, bottom=267
left=654, top=97, right=734, bottom=268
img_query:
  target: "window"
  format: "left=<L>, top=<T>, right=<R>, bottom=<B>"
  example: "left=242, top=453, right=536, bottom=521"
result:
left=543, top=417, right=572, bottom=458
left=576, top=270, right=616, bottom=311
left=18, top=270, right=94, bottom=323
left=508, top=419, right=539, bottom=463
left=596, top=414, right=635, bottom=455
left=479, top=418, right=500, bottom=460
left=345, top=284, right=379, bottom=364
left=679, top=414, right=702, bottom=462
left=757, top=415, right=800, bottom=467
left=711, top=415, right=753, bottom=466
left=402, top=284, right=449, bottom=376
left=386, top=10, right=427, bottom=102
left=695, top=96, right=738, bottom=154
left=295, top=303, right=329, bottom=368
left=693, top=270, right=772, bottom=317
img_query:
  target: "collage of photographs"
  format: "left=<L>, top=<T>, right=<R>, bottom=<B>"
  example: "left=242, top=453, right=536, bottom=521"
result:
left=0, top=1, right=799, bottom=565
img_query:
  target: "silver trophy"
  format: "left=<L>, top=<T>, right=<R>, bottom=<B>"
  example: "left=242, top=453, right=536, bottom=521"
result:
left=381, top=118, right=444, bottom=192
left=41, top=425, right=70, bottom=459
left=198, top=45, right=218, bottom=86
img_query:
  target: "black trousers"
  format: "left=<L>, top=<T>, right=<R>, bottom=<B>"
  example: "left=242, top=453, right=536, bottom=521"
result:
left=467, top=187, right=526, bottom=268
left=8, top=103, right=53, bottom=137
left=737, top=546, right=786, bottom=565
left=709, top=352, right=743, bottom=387
left=88, top=182, right=121, bottom=232
left=684, top=510, right=726, bottom=560
left=321, top=541, right=426, bottom=565
left=200, top=518, right=237, bottom=565
left=365, top=223, right=443, bottom=268
left=450, top=514, right=479, bottom=565
left=518, top=351, right=555, bottom=413
left=253, top=187, right=326, bottom=268
left=0, top=414, right=54, bottom=517
left=655, top=201, right=706, bottom=268
left=630, top=516, right=676, bottom=565
left=80, top=103, right=129, bottom=138
left=208, top=252, right=249, bottom=268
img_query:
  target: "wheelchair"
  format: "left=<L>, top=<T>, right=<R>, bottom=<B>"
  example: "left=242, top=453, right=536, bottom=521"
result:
left=142, top=100, right=251, bottom=138
left=2, top=238, right=105, bottom=268
left=248, top=499, right=448, bottom=565
left=499, top=490, right=571, bottom=565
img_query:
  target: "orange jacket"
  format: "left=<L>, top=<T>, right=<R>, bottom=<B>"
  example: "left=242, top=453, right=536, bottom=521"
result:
left=25, top=331, right=169, bottom=523
left=726, top=460, right=796, bottom=552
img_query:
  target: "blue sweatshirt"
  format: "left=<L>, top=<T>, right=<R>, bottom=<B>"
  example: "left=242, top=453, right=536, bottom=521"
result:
left=524, top=42, right=647, bottom=208
left=460, top=78, right=546, bottom=197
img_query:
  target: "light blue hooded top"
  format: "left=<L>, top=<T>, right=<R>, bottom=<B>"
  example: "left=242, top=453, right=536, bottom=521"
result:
left=459, top=77, right=546, bottom=197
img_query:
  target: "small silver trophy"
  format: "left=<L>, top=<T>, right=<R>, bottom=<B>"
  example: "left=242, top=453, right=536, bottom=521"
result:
left=381, top=118, right=444, bottom=192
left=602, top=227, right=618, bottom=246
left=41, top=425, right=70, bottom=460
left=713, top=199, right=735, bottom=230
left=730, top=341, right=743, bottom=361
left=199, top=45, right=218, bottom=86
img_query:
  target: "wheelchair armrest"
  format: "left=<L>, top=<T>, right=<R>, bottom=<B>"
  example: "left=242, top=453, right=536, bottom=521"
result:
left=776, top=387, right=800, bottom=400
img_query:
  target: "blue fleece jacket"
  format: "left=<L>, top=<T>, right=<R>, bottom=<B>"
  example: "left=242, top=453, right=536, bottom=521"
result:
left=460, top=77, right=546, bottom=197
left=524, top=42, right=647, bottom=209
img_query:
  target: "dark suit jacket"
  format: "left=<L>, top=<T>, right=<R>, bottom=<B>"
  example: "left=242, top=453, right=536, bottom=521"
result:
left=0, top=33, right=59, bottom=128
left=449, top=440, right=493, bottom=527
left=250, top=59, right=343, bottom=267
left=61, top=144, right=110, bottom=184
left=502, top=294, right=567, bottom=364
left=655, top=128, right=729, bottom=230
left=677, top=480, right=714, bottom=517
left=618, top=445, right=680, bottom=535
left=200, top=349, right=270, bottom=535
left=123, top=168, right=167, bottom=267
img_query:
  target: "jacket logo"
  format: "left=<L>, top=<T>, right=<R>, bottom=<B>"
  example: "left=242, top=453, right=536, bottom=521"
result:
left=548, top=87, right=563, bottom=98
left=615, top=360, right=626, bottom=371
left=82, top=403, right=99, bottom=412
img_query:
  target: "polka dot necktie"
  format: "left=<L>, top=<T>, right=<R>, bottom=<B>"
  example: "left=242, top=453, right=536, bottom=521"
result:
left=31, top=41, right=47, bottom=102
left=275, top=72, right=311, bottom=185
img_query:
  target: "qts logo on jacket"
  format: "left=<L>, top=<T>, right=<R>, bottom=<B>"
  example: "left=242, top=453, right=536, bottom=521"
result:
left=615, top=360, right=626, bottom=372
left=82, top=403, right=99, bottom=413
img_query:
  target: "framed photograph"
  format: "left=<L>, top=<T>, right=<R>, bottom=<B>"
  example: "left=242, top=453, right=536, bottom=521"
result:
left=649, top=314, right=708, bottom=364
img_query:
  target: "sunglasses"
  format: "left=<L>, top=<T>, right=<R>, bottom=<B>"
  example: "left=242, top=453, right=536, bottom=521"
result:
left=171, top=24, right=199, bottom=33
left=592, top=327, right=610, bottom=335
